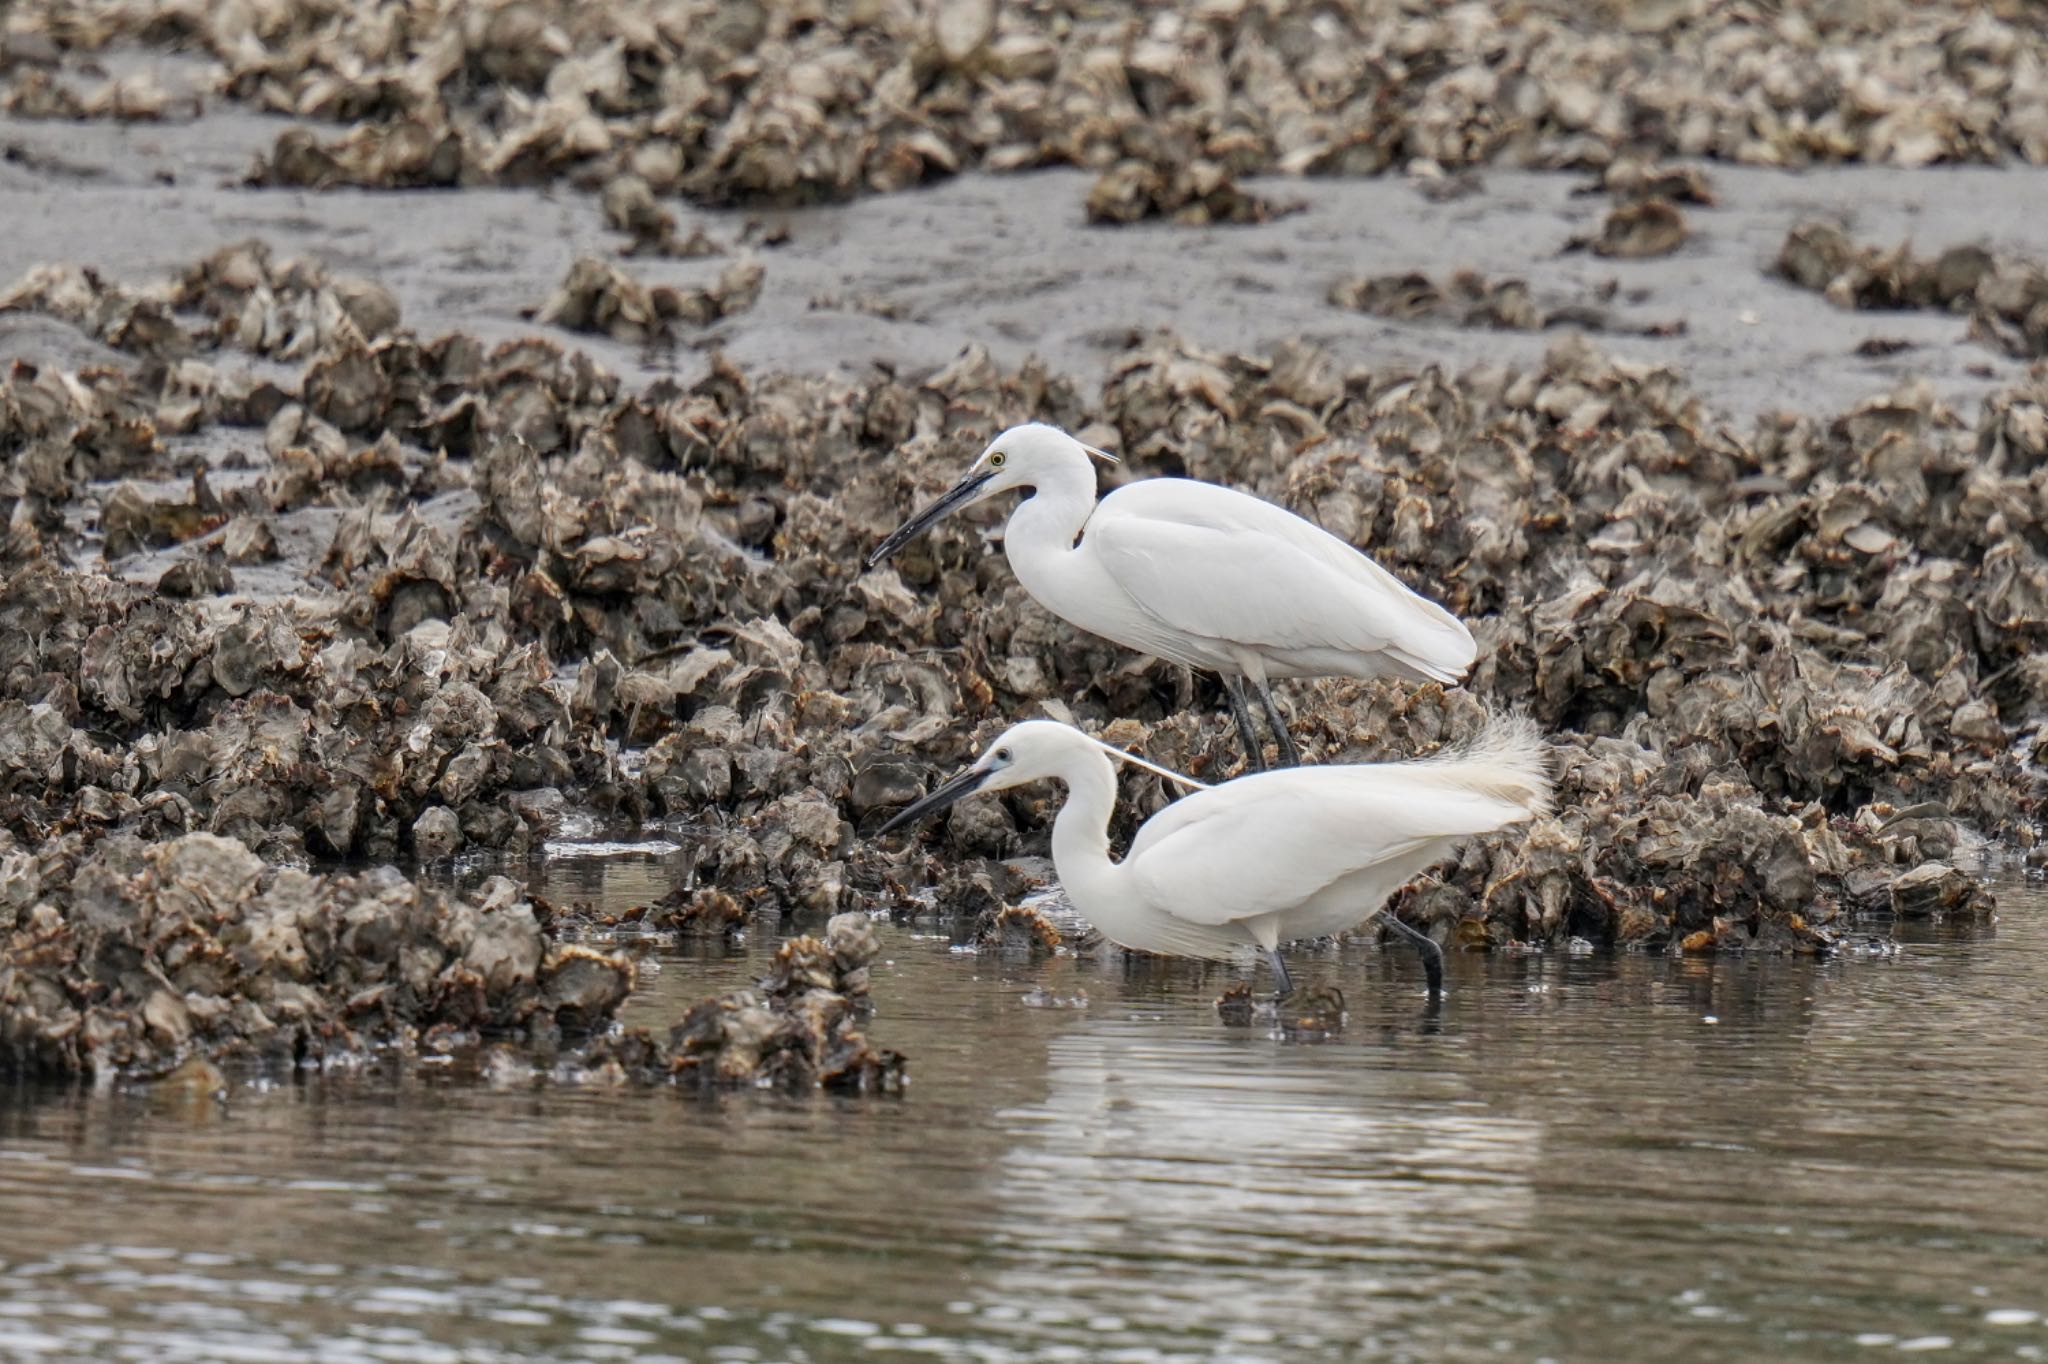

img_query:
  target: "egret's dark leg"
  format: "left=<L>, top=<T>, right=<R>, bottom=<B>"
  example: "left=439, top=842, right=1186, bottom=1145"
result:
left=1265, top=948, right=1294, bottom=999
left=1220, top=675, right=1266, bottom=772
left=612, top=701, right=642, bottom=782
left=1378, top=913, right=1444, bottom=999
left=1253, top=679, right=1301, bottom=767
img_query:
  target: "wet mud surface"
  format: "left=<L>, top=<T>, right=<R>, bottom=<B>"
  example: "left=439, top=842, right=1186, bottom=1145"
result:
left=3, top=109, right=2042, bottom=422
left=4, top=9, right=2048, bottom=1086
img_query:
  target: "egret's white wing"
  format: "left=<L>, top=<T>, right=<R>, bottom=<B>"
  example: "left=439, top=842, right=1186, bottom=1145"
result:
left=1123, top=764, right=1534, bottom=929
left=1091, top=480, right=1474, bottom=681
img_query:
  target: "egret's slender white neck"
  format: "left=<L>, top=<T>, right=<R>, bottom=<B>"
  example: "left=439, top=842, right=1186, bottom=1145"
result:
left=1002, top=457, right=1104, bottom=612
left=1047, top=742, right=1124, bottom=918
left=1004, top=458, right=1098, bottom=562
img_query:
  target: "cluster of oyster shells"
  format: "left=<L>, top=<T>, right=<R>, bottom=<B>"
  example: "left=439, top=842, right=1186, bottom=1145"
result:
left=533, top=255, right=764, bottom=344
left=469, top=910, right=902, bottom=1091
left=6, top=0, right=2046, bottom=215
left=1779, top=220, right=2048, bottom=358
left=0, top=831, right=635, bottom=1079
left=1329, top=267, right=1686, bottom=338
left=3, top=244, right=2026, bottom=1002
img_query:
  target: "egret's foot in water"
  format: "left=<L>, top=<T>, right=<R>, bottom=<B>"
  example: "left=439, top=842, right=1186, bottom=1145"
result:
left=1378, top=914, right=1445, bottom=999
left=1265, top=947, right=1294, bottom=1001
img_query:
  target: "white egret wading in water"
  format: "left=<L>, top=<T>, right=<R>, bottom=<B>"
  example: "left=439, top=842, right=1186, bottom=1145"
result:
left=866, top=423, right=1477, bottom=769
left=876, top=716, right=1552, bottom=999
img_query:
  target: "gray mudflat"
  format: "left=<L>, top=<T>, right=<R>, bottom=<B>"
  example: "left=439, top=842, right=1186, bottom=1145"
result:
left=2, top=92, right=2039, bottom=423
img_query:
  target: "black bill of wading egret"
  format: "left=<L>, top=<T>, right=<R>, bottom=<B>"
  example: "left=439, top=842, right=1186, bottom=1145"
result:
left=875, top=715, right=1551, bottom=1000
left=865, top=423, right=1477, bottom=771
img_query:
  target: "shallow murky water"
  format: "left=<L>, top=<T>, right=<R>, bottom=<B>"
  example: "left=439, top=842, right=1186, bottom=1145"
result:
left=5, top=849, right=2048, bottom=1363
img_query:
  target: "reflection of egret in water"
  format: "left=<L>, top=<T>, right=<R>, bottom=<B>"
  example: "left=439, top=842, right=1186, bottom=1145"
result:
left=968, top=1017, right=1541, bottom=1357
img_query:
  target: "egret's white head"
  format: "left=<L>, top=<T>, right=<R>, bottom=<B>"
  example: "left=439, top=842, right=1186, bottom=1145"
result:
left=968, top=423, right=1110, bottom=499
left=963, top=719, right=1086, bottom=792
left=866, top=423, right=1117, bottom=568
left=873, top=720, right=1202, bottom=837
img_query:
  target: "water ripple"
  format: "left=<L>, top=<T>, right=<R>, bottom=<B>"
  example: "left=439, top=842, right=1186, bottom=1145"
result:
left=3, top=872, right=2047, bottom=1361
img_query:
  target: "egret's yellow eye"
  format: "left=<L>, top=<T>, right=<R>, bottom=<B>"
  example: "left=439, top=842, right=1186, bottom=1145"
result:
left=989, top=451, right=1007, bottom=469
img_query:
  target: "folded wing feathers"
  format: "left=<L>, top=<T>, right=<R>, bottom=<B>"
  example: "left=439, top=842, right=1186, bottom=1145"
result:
left=1383, top=640, right=1472, bottom=687
left=1284, top=507, right=1474, bottom=678
left=1122, top=480, right=1477, bottom=679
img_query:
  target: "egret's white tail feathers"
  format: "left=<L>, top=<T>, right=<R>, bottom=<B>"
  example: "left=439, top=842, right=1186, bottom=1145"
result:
left=1408, top=711, right=1554, bottom=819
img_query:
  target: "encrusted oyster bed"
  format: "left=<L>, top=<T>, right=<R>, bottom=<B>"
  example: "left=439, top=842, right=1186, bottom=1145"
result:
left=2, top=0, right=2044, bottom=1083
left=8, top=0, right=2047, bottom=203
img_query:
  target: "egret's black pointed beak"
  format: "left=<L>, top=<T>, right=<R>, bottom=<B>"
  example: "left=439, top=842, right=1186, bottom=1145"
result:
left=867, top=468, right=996, bottom=568
left=874, top=764, right=990, bottom=836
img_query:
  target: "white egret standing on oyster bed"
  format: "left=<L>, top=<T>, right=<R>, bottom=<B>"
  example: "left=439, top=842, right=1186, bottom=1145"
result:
left=866, top=423, right=1476, bottom=769
left=875, top=716, right=1552, bottom=999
